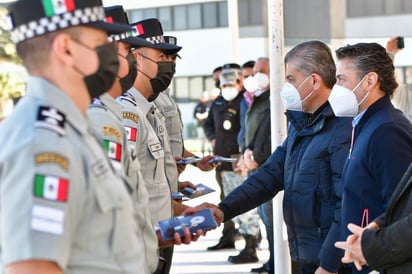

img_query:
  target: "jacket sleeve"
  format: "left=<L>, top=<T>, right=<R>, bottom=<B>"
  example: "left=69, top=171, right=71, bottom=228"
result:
left=202, top=103, right=216, bottom=141
left=246, top=109, right=272, bottom=165
left=319, top=117, right=352, bottom=272
left=219, top=141, right=286, bottom=221
left=362, top=214, right=412, bottom=271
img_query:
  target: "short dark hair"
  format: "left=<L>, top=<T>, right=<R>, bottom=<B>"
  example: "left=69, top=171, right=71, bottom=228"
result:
left=285, top=40, right=336, bottom=89
left=16, top=27, right=80, bottom=72
left=212, top=66, right=222, bottom=74
left=242, top=60, right=255, bottom=69
left=335, top=43, right=398, bottom=96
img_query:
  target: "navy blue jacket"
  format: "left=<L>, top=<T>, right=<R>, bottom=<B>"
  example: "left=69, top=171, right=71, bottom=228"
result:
left=339, top=96, right=412, bottom=273
left=219, top=103, right=352, bottom=269
left=362, top=163, right=412, bottom=274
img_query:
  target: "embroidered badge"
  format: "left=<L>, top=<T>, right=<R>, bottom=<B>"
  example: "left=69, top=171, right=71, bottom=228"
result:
left=103, top=140, right=122, bottom=161
left=31, top=205, right=64, bottom=235
left=123, top=111, right=139, bottom=123
left=124, top=126, right=137, bottom=141
left=119, top=92, right=137, bottom=106
left=34, top=174, right=69, bottom=202
left=102, top=126, right=121, bottom=142
left=35, top=153, right=69, bottom=171
left=35, top=106, right=66, bottom=135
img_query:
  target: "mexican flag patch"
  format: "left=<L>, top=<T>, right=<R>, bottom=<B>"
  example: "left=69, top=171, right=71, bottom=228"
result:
left=103, top=140, right=122, bottom=161
left=42, top=0, right=76, bottom=17
left=34, top=174, right=69, bottom=202
left=124, top=126, right=137, bottom=141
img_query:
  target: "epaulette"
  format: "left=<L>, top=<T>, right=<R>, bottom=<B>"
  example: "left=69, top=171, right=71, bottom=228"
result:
left=118, top=92, right=137, bottom=106
left=35, top=106, right=66, bottom=135
left=89, top=98, right=107, bottom=110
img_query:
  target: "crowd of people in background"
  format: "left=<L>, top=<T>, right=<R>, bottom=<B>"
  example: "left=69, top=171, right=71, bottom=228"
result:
left=0, top=1, right=411, bottom=274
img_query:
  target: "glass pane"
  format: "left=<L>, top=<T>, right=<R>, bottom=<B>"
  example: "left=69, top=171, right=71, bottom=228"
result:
left=159, top=7, right=172, bottom=31
left=173, top=5, right=187, bottom=30
left=249, top=0, right=263, bottom=25
left=347, top=0, right=364, bottom=17
left=188, top=4, right=202, bottom=29
left=404, top=0, right=412, bottom=12
left=127, top=9, right=144, bottom=24
left=238, top=0, right=249, bottom=26
left=175, top=77, right=189, bottom=99
left=143, top=8, right=157, bottom=19
left=202, top=2, right=218, bottom=28
left=189, top=77, right=203, bottom=100
left=365, top=0, right=383, bottom=16
left=218, top=1, right=229, bottom=27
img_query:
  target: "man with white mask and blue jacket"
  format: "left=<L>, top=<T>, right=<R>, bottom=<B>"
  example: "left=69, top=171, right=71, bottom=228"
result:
left=208, top=41, right=353, bottom=274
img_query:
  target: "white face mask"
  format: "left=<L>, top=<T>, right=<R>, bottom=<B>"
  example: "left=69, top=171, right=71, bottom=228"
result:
left=255, top=72, right=270, bottom=90
left=221, top=87, right=239, bottom=101
left=328, top=76, right=368, bottom=117
left=244, top=73, right=270, bottom=93
left=243, top=76, right=258, bottom=93
left=280, top=75, right=312, bottom=111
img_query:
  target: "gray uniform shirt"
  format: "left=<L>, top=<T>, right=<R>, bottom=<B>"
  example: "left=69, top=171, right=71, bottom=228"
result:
left=154, top=92, right=184, bottom=157
left=0, top=77, right=142, bottom=273
left=87, top=93, right=158, bottom=273
left=119, top=88, right=172, bottom=225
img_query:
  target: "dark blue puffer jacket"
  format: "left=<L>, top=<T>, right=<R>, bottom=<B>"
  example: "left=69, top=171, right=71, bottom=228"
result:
left=219, top=103, right=352, bottom=271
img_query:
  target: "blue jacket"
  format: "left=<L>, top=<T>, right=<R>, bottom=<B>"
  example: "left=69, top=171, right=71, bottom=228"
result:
left=339, top=96, right=412, bottom=274
left=219, top=103, right=352, bottom=269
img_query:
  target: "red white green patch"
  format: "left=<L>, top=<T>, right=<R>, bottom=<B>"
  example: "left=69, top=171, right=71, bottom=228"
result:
left=42, top=0, right=76, bottom=17
left=103, top=140, right=122, bottom=161
left=124, top=126, right=137, bottom=141
left=34, top=174, right=69, bottom=202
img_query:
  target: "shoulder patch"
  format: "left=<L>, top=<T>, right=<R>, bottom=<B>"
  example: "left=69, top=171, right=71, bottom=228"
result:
left=89, top=98, right=107, bottom=110
left=124, top=126, right=137, bottom=141
left=123, top=111, right=139, bottom=123
left=35, top=106, right=66, bottom=135
left=119, top=92, right=137, bottom=106
left=35, top=153, right=69, bottom=171
left=34, top=174, right=69, bottom=202
left=102, top=126, right=122, bottom=143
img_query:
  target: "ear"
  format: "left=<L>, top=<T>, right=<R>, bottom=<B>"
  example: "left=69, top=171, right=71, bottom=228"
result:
left=52, top=33, right=75, bottom=66
left=366, top=72, right=379, bottom=89
left=312, top=73, right=321, bottom=90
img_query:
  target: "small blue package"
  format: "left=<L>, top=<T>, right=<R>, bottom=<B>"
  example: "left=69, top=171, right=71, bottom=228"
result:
left=157, top=208, right=217, bottom=240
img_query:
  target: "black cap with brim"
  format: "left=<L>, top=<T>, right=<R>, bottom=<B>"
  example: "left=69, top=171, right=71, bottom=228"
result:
left=129, top=18, right=182, bottom=54
left=164, top=35, right=182, bottom=58
left=104, top=5, right=148, bottom=46
left=7, top=0, right=130, bottom=44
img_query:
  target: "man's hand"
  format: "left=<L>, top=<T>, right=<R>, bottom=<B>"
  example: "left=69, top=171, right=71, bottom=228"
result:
left=386, top=36, right=403, bottom=55
left=157, top=207, right=205, bottom=248
left=243, top=149, right=258, bottom=171
left=175, top=156, right=187, bottom=174
left=335, top=223, right=368, bottom=271
left=196, top=155, right=219, bottom=171
left=195, top=202, right=224, bottom=226
left=178, top=181, right=196, bottom=192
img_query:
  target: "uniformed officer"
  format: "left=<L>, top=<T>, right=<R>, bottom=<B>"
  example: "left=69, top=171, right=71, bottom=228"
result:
left=0, top=0, right=144, bottom=273
left=155, top=36, right=216, bottom=176
left=86, top=6, right=159, bottom=274
left=118, top=18, right=191, bottom=274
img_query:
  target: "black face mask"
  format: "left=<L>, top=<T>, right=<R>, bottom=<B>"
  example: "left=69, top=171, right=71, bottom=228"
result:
left=215, top=80, right=220, bottom=89
left=138, top=52, right=176, bottom=102
left=72, top=41, right=119, bottom=100
left=119, top=51, right=137, bottom=93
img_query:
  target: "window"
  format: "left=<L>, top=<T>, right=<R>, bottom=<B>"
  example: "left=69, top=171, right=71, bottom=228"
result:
left=347, top=0, right=412, bottom=17
left=127, top=1, right=229, bottom=31
left=187, top=4, right=202, bottom=29
left=239, top=0, right=264, bottom=26
left=158, top=7, right=172, bottom=31
left=203, top=2, right=218, bottom=28
left=171, top=76, right=213, bottom=102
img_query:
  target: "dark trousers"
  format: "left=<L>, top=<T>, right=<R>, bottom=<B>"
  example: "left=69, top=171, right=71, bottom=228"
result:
left=158, top=246, right=174, bottom=274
